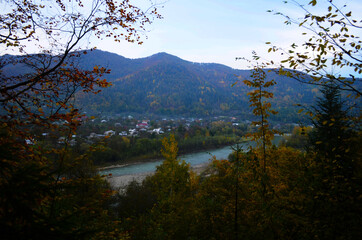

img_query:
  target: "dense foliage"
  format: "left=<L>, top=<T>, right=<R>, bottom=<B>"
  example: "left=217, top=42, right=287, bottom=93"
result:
left=117, top=120, right=361, bottom=240
left=1, top=0, right=361, bottom=239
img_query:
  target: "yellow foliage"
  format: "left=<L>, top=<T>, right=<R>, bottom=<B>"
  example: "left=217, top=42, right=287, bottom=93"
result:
left=122, top=136, right=130, bottom=146
left=161, top=134, right=178, bottom=161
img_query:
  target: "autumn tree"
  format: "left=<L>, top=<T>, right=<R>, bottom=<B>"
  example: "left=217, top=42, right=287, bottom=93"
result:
left=142, top=134, right=197, bottom=240
left=0, top=0, right=161, bottom=238
left=261, top=2, right=362, bottom=236
left=194, top=158, right=241, bottom=240
left=0, top=0, right=161, bottom=132
left=256, top=2, right=362, bottom=236
left=265, top=0, right=361, bottom=97
left=202, top=64, right=282, bottom=239
left=239, top=65, right=279, bottom=199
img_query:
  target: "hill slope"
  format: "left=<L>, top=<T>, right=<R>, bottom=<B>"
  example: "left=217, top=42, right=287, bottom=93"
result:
left=0, top=49, right=322, bottom=122
left=75, top=50, right=317, bottom=122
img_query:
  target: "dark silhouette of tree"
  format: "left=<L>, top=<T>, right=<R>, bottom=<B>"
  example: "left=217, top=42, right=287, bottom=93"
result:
left=309, top=83, right=358, bottom=177
left=307, top=83, right=362, bottom=240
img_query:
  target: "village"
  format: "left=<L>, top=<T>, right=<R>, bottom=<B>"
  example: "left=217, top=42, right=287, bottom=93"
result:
left=70, top=114, right=297, bottom=144
left=27, top=113, right=299, bottom=148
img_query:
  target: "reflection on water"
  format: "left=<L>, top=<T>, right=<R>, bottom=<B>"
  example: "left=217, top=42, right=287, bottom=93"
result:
left=99, top=136, right=282, bottom=177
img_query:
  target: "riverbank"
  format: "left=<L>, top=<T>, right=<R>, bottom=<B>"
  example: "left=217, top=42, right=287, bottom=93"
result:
left=106, top=162, right=210, bottom=189
left=97, top=141, right=238, bottom=171
left=102, top=136, right=284, bottom=189
left=96, top=135, right=242, bottom=169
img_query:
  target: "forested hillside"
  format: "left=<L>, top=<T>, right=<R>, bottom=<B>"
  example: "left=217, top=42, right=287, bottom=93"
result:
left=75, top=50, right=319, bottom=122
left=3, top=49, right=357, bottom=122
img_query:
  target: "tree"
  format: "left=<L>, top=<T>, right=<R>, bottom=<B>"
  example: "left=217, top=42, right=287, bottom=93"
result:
left=265, top=0, right=361, bottom=97
left=0, top=0, right=161, bottom=133
left=281, top=125, right=313, bottom=150
left=140, top=135, right=197, bottom=239
left=0, top=0, right=161, bottom=238
left=310, top=83, right=358, bottom=172
left=194, top=158, right=240, bottom=240
left=260, top=2, right=362, bottom=238
left=305, top=84, right=362, bottom=239
left=238, top=64, right=280, bottom=203
left=242, top=66, right=278, bottom=171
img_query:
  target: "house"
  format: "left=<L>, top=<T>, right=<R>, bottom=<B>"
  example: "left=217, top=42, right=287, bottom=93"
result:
left=88, top=133, right=105, bottom=139
left=57, top=137, right=76, bottom=145
left=119, top=131, right=128, bottom=136
left=104, top=130, right=116, bottom=136
left=136, top=122, right=148, bottom=129
left=152, top=128, right=164, bottom=134
left=89, top=132, right=97, bottom=139
left=129, top=129, right=137, bottom=136
left=76, top=115, right=88, bottom=122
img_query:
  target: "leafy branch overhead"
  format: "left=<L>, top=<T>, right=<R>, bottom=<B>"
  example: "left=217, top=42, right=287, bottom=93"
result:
left=0, top=0, right=162, bottom=132
left=266, top=0, right=361, bottom=97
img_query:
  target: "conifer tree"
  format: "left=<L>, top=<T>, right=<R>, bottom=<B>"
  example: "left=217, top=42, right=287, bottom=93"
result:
left=307, top=83, right=362, bottom=239
left=309, top=84, right=358, bottom=177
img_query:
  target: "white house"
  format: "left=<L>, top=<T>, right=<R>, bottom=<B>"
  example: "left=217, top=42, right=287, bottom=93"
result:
left=129, top=129, right=137, bottom=136
left=152, top=128, right=164, bottom=134
left=104, top=130, right=116, bottom=136
left=119, top=131, right=128, bottom=136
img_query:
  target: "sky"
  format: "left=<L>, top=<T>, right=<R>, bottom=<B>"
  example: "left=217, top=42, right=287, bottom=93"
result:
left=92, top=0, right=362, bottom=73
left=1, top=0, right=361, bottom=74
left=94, top=0, right=299, bottom=69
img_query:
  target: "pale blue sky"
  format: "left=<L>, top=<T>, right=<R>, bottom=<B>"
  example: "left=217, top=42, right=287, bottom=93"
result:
left=94, top=0, right=362, bottom=72
left=1, top=0, right=360, bottom=73
left=96, top=0, right=296, bottom=69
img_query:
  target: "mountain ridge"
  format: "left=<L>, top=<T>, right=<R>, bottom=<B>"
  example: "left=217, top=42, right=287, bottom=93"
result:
left=74, top=49, right=318, bottom=122
left=2, top=49, right=359, bottom=122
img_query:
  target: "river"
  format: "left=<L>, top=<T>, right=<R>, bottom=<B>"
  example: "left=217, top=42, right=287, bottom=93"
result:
left=99, top=136, right=283, bottom=177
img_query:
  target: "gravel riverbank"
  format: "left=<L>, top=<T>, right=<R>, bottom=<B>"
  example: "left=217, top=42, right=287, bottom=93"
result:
left=105, top=162, right=210, bottom=190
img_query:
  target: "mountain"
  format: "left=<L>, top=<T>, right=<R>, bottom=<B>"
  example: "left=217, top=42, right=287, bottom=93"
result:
left=0, top=49, right=324, bottom=122
left=74, top=50, right=318, bottom=122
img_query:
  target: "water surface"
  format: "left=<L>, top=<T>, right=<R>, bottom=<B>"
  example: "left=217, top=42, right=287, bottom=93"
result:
left=100, top=136, right=282, bottom=177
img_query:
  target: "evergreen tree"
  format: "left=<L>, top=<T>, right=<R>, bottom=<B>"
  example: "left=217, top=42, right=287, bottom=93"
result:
left=309, top=84, right=358, bottom=177
left=307, top=84, right=362, bottom=240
